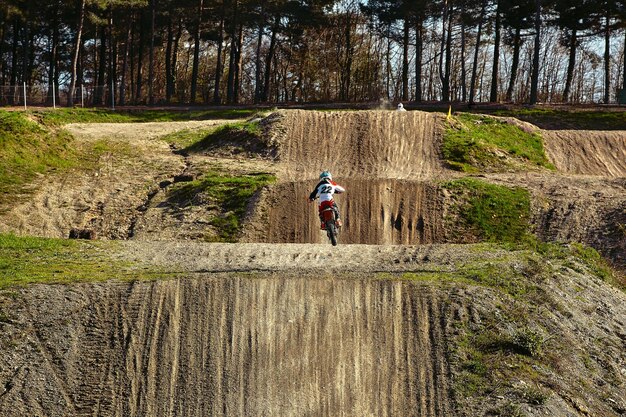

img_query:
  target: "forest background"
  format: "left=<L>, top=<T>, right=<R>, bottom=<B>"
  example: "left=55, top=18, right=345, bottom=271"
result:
left=1, top=0, right=626, bottom=107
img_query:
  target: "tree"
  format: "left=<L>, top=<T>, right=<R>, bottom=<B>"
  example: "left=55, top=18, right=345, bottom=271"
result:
left=501, top=0, right=535, bottom=102
left=469, top=0, right=487, bottom=105
left=489, top=0, right=501, bottom=102
left=68, top=0, right=86, bottom=107
left=551, top=0, right=595, bottom=102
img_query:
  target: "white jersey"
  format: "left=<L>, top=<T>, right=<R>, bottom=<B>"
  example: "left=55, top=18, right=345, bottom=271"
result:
left=311, top=180, right=345, bottom=203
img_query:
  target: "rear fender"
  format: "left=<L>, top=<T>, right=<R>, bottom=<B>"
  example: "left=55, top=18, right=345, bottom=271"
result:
left=321, top=208, right=335, bottom=221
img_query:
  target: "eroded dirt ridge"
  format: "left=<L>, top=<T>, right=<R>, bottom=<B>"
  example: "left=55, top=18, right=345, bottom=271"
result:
left=273, top=110, right=445, bottom=180
left=0, top=277, right=452, bottom=417
left=542, top=130, right=626, bottom=177
left=246, top=110, right=449, bottom=245
left=244, top=179, right=446, bottom=244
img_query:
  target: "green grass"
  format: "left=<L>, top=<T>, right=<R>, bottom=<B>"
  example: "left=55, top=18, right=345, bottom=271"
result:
left=160, top=128, right=214, bottom=148
left=160, top=120, right=263, bottom=152
left=443, top=113, right=554, bottom=172
left=0, top=111, right=78, bottom=208
left=169, top=171, right=276, bottom=242
left=30, top=108, right=259, bottom=126
left=492, top=108, right=626, bottom=130
left=443, top=178, right=531, bottom=243
left=0, top=234, right=164, bottom=289
left=183, top=121, right=264, bottom=154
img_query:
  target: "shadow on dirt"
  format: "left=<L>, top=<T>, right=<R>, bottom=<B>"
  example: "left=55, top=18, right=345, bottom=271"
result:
left=177, top=125, right=276, bottom=159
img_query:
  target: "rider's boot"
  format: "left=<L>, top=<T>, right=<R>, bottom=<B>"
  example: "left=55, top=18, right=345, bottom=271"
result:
left=336, top=218, right=343, bottom=228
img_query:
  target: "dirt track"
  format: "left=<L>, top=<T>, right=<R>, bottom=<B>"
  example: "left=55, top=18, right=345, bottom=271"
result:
left=0, top=110, right=625, bottom=416
left=272, top=110, right=445, bottom=180
left=0, top=274, right=453, bottom=417
left=243, top=179, right=446, bottom=244
left=1, top=242, right=625, bottom=417
left=542, top=130, right=626, bottom=177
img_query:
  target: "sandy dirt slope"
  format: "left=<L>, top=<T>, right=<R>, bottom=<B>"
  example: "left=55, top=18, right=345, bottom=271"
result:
left=272, top=110, right=445, bottom=180
left=64, top=120, right=235, bottom=142
left=242, top=179, right=446, bottom=245
left=488, top=173, right=626, bottom=268
left=0, top=275, right=453, bottom=417
left=0, top=120, right=239, bottom=239
left=1, top=242, right=624, bottom=417
left=542, top=130, right=626, bottom=177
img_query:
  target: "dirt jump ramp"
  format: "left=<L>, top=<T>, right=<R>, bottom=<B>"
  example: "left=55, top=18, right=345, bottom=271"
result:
left=273, top=110, right=445, bottom=180
left=244, top=179, right=446, bottom=245
left=0, top=276, right=453, bottom=417
left=542, top=130, right=626, bottom=177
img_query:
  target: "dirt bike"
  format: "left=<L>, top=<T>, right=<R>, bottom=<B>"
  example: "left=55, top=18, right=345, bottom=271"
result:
left=320, top=206, right=340, bottom=246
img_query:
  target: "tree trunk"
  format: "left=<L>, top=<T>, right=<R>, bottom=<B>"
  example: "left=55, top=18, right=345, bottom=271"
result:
left=529, top=0, right=541, bottom=105
left=443, top=5, right=453, bottom=102
left=234, top=23, right=243, bottom=104
left=415, top=19, right=423, bottom=102
left=94, top=26, right=107, bottom=105
left=136, top=14, right=144, bottom=104
left=563, top=29, right=577, bottom=102
left=170, top=17, right=182, bottom=101
left=439, top=0, right=448, bottom=98
left=340, top=10, right=354, bottom=102
left=107, top=9, right=115, bottom=107
left=401, top=17, right=409, bottom=101
left=213, top=15, right=225, bottom=104
left=385, top=29, right=392, bottom=99
left=254, top=18, right=264, bottom=103
left=603, top=15, right=610, bottom=104
left=130, top=23, right=136, bottom=103
left=190, top=0, right=203, bottom=104
left=623, top=29, right=626, bottom=90
left=226, top=1, right=239, bottom=104
left=148, top=0, right=156, bottom=105
left=68, top=0, right=86, bottom=107
left=26, top=24, right=36, bottom=85
left=262, top=18, right=278, bottom=102
left=47, top=3, right=60, bottom=105
left=506, top=27, right=521, bottom=102
left=120, top=18, right=132, bottom=106
left=0, top=10, right=6, bottom=86
left=226, top=41, right=236, bottom=103
left=469, top=0, right=486, bottom=105
left=489, top=0, right=501, bottom=102
left=460, top=11, right=467, bottom=102
left=9, top=18, right=19, bottom=105
left=165, top=15, right=173, bottom=103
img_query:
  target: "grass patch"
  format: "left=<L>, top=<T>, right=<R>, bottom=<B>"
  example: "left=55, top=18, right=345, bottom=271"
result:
left=159, top=120, right=268, bottom=157
left=169, top=171, right=276, bottom=242
left=31, top=108, right=258, bottom=126
left=160, top=128, right=214, bottom=148
left=442, top=178, right=531, bottom=244
left=492, top=108, right=626, bottom=130
left=452, top=314, right=553, bottom=410
left=443, top=113, right=554, bottom=172
left=400, top=258, right=540, bottom=298
left=182, top=121, right=264, bottom=154
left=0, top=234, right=165, bottom=289
left=0, top=111, right=78, bottom=209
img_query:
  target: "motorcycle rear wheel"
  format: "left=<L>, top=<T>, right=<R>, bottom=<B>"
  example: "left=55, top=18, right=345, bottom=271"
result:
left=326, top=220, right=338, bottom=246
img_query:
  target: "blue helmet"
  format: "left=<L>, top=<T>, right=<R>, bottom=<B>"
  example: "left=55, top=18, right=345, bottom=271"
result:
left=319, top=171, right=332, bottom=181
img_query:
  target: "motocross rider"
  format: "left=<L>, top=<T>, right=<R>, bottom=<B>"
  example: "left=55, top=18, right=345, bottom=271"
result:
left=309, top=171, right=345, bottom=229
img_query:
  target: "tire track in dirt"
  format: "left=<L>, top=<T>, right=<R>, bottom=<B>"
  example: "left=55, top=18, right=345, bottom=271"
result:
left=246, top=110, right=448, bottom=245
left=542, top=130, right=626, bottom=177
left=273, top=110, right=445, bottom=180
left=243, top=179, right=446, bottom=245
left=1, top=276, right=453, bottom=417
